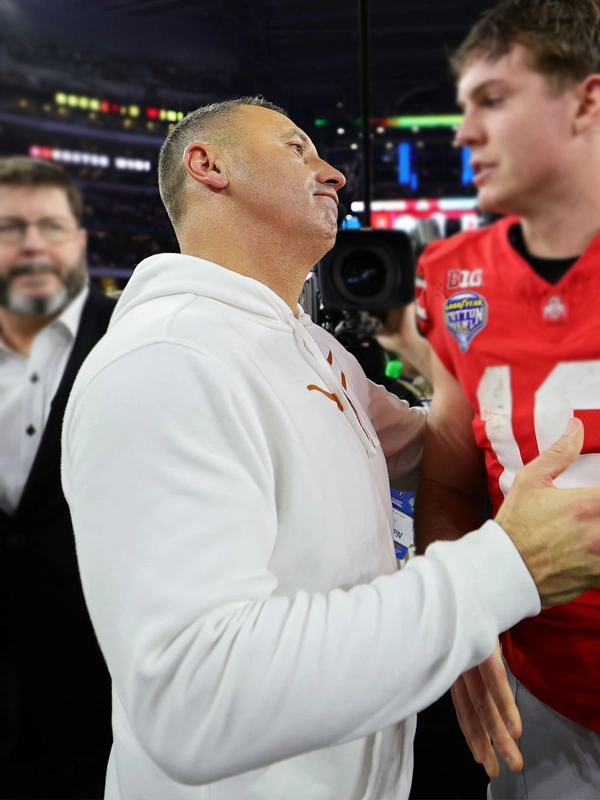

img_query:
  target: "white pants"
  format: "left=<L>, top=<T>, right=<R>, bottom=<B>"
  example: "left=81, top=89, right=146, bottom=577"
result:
left=488, top=665, right=600, bottom=799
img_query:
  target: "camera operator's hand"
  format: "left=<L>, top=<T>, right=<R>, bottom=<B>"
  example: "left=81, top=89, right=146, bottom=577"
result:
left=373, top=307, right=410, bottom=354
left=496, top=417, right=600, bottom=609
left=372, top=303, right=433, bottom=385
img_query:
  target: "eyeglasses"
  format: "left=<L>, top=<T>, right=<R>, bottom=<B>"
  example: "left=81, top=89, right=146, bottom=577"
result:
left=0, top=219, right=80, bottom=245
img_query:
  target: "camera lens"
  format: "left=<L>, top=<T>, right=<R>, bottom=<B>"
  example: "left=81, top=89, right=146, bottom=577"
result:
left=340, top=250, right=386, bottom=299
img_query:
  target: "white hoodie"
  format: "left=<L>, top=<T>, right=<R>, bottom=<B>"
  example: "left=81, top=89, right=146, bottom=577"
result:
left=61, top=253, right=540, bottom=800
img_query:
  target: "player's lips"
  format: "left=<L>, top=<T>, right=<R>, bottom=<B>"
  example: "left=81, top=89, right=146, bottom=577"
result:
left=472, top=161, right=497, bottom=186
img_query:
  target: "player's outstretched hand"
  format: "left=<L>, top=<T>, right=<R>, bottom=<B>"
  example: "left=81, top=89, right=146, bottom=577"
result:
left=451, top=642, right=522, bottom=778
left=496, top=417, right=600, bottom=609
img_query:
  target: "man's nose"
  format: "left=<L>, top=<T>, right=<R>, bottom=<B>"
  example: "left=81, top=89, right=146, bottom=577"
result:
left=20, top=223, right=48, bottom=251
left=316, top=161, right=346, bottom=190
left=454, top=110, right=483, bottom=149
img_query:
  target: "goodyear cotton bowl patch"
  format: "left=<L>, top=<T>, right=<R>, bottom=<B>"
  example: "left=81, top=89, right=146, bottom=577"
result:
left=444, top=291, right=488, bottom=353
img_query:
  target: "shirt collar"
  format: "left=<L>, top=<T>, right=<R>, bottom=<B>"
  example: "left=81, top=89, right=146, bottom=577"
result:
left=50, top=284, right=89, bottom=340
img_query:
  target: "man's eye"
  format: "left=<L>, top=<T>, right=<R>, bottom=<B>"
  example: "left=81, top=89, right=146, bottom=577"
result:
left=40, top=222, right=65, bottom=233
left=483, top=96, right=503, bottom=107
left=290, top=143, right=304, bottom=155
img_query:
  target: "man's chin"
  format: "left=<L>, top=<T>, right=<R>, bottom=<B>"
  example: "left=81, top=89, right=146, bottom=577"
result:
left=321, top=214, right=339, bottom=242
left=5, top=287, right=69, bottom=317
left=476, top=187, right=515, bottom=217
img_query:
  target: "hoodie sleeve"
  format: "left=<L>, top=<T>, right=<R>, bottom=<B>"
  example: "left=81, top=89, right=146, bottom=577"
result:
left=62, top=340, right=539, bottom=787
left=363, top=379, right=425, bottom=492
left=325, top=335, right=426, bottom=491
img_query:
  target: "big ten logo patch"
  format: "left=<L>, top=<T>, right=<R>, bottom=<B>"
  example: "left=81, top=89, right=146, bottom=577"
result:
left=447, top=268, right=484, bottom=290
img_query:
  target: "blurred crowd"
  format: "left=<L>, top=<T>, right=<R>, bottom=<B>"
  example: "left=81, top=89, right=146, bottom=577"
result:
left=0, top=30, right=238, bottom=99
left=83, top=188, right=177, bottom=270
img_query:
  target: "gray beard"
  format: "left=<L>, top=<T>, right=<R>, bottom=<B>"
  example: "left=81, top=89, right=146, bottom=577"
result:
left=0, top=259, right=87, bottom=317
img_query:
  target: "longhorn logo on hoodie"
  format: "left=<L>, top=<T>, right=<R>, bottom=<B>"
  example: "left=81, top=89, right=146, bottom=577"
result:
left=307, top=349, right=345, bottom=410
left=307, top=350, right=345, bottom=410
left=308, top=351, right=371, bottom=439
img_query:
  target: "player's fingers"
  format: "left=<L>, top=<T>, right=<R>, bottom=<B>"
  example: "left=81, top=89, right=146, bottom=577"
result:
left=451, top=675, right=499, bottom=777
left=462, top=666, right=523, bottom=774
left=451, top=679, right=484, bottom=762
left=477, top=645, right=522, bottom=740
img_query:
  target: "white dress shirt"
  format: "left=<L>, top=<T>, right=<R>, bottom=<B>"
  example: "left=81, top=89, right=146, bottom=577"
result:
left=0, top=286, right=89, bottom=515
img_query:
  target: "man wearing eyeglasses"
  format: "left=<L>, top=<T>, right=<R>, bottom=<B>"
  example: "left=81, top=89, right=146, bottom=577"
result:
left=0, top=156, right=114, bottom=798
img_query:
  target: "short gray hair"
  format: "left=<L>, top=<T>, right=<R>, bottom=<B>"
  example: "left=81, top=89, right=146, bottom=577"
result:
left=158, top=96, right=288, bottom=227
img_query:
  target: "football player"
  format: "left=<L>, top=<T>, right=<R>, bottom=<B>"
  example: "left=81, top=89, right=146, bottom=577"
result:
left=415, top=1, right=600, bottom=798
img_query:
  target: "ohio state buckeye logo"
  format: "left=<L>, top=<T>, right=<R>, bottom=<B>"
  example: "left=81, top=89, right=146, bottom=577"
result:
left=543, top=296, right=567, bottom=323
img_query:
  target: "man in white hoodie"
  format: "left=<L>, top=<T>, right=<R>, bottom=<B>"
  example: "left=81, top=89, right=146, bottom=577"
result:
left=62, top=97, right=600, bottom=800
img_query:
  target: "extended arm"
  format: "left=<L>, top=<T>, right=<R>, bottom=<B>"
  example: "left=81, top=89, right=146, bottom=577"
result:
left=413, top=350, right=522, bottom=777
left=414, top=349, right=488, bottom=552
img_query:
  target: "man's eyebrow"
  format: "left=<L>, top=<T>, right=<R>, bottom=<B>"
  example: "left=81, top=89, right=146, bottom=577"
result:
left=278, top=127, right=311, bottom=146
left=0, top=214, right=73, bottom=222
left=457, top=78, right=507, bottom=107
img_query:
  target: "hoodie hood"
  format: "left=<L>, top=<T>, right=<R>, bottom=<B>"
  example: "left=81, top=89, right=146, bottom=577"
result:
left=109, top=252, right=379, bottom=456
left=110, top=252, right=300, bottom=331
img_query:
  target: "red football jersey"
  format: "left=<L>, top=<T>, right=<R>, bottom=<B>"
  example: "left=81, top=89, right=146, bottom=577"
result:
left=416, top=216, right=600, bottom=732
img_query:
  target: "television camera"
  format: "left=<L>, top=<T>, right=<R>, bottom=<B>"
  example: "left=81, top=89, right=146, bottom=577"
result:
left=301, top=219, right=443, bottom=406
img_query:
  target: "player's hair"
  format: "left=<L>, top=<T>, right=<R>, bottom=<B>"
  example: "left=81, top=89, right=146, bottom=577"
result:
left=451, top=0, right=600, bottom=92
left=158, top=95, right=288, bottom=228
left=0, top=156, right=84, bottom=224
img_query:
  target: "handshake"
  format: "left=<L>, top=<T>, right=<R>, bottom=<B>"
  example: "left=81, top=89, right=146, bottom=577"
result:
left=450, top=416, right=600, bottom=781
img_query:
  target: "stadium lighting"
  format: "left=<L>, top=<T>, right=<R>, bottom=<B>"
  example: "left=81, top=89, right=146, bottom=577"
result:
left=374, top=115, right=464, bottom=129
left=314, top=115, right=465, bottom=130
left=52, top=91, right=184, bottom=123
left=29, top=145, right=149, bottom=172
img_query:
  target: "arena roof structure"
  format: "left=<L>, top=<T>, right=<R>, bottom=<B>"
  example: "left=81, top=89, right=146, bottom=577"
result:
left=0, top=0, right=492, bottom=123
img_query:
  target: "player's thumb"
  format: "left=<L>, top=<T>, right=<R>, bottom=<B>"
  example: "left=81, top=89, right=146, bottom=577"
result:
left=519, top=417, right=584, bottom=487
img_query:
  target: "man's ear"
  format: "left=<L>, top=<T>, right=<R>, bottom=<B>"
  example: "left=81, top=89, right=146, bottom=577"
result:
left=573, top=75, right=600, bottom=134
left=183, top=143, right=229, bottom=190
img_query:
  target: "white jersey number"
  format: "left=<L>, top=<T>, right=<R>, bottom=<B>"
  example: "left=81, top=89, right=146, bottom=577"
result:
left=477, top=361, right=600, bottom=496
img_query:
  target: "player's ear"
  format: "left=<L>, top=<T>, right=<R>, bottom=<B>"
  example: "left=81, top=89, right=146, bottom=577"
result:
left=183, top=143, right=229, bottom=190
left=572, top=74, right=600, bottom=135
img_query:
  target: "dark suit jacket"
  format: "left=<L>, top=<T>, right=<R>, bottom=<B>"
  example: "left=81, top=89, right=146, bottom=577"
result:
left=0, top=287, right=116, bottom=773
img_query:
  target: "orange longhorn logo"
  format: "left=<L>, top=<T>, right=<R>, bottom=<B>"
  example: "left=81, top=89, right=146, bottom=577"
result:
left=307, top=350, right=348, bottom=412
left=306, top=384, right=344, bottom=411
